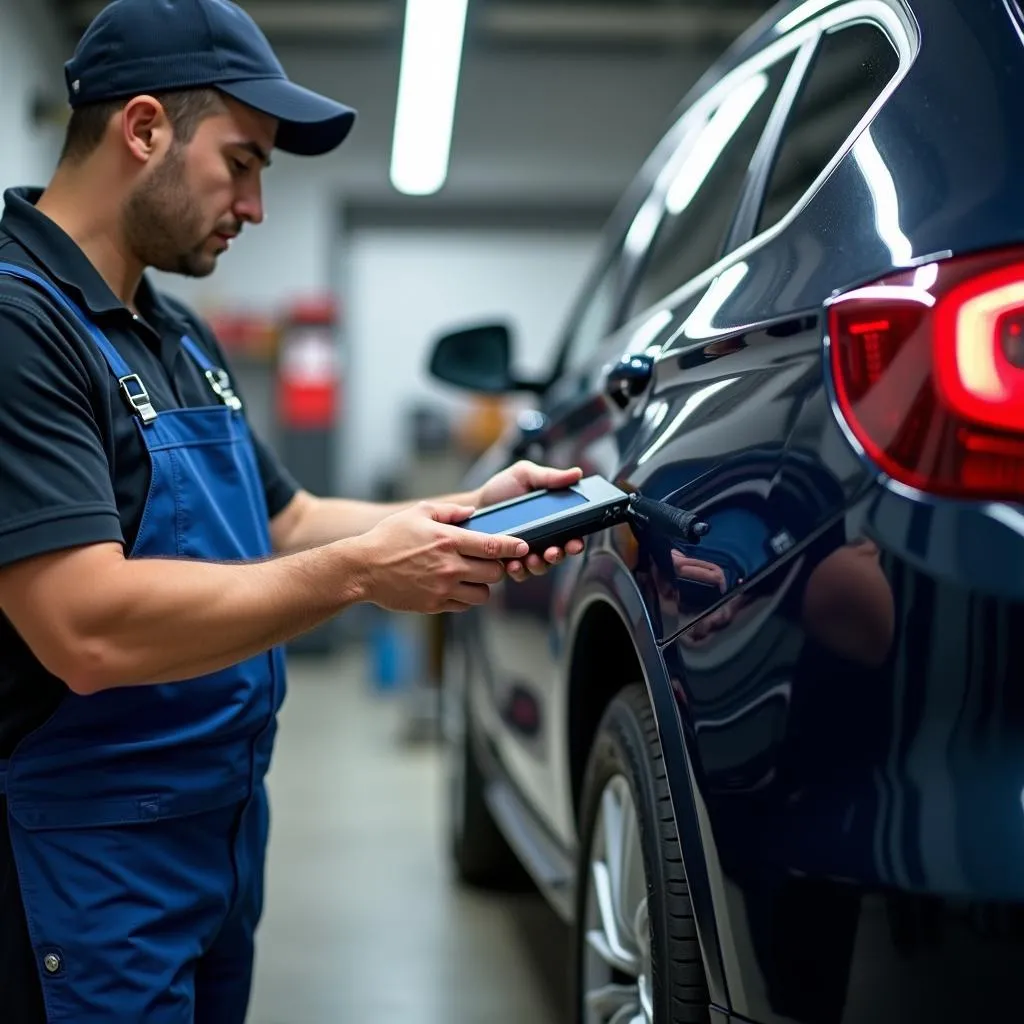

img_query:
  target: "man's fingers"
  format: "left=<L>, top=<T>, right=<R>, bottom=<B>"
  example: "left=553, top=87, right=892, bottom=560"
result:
left=458, top=530, right=529, bottom=560
left=452, top=583, right=491, bottom=607
left=519, top=463, right=584, bottom=489
left=505, top=561, right=529, bottom=583
left=503, top=543, right=586, bottom=578
left=459, top=558, right=507, bottom=586
left=526, top=554, right=549, bottom=576
left=540, top=541, right=584, bottom=565
left=425, top=502, right=477, bottom=525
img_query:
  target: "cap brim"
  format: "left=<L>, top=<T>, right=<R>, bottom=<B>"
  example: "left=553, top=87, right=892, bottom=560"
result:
left=218, top=77, right=356, bottom=157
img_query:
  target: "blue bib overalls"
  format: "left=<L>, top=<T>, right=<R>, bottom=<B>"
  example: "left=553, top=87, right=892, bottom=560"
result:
left=0, top=263, right=287, bottom=1022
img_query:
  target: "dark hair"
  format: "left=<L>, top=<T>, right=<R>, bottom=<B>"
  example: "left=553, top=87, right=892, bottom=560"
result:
left=59, top=88, right=225, bottom=164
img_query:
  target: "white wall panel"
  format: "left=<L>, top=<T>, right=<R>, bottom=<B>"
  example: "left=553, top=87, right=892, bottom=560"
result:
left=340, top=226, right=598, bottom=497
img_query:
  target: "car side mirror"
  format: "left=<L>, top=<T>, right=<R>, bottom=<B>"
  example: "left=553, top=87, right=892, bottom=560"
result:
left=429, top=323, right=544, bottom=395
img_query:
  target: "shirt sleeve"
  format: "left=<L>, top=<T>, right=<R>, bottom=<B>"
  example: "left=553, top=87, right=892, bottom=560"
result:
left=250, top=430, right=302, bottom=519
left=0, top=297, right=123, bottom=568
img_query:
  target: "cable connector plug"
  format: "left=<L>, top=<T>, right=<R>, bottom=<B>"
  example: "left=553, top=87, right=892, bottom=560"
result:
left=627, top=494, right=710, bottom=543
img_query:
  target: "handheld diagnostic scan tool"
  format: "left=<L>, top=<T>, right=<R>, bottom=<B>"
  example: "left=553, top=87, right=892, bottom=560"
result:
left=461, top=473, right=712, bottom=556
left=462, top=475, right=634, bottom=553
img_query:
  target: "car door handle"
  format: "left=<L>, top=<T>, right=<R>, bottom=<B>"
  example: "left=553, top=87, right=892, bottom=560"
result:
left=605, top=354, right=654, bottom=408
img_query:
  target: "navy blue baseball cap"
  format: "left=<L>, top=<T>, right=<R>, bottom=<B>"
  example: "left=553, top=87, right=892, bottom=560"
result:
left=64, top=0, right=357, bottom=156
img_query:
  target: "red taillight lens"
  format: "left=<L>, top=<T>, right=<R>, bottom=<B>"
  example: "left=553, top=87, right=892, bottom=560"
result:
left=827, top=248, right=1024, bottom=500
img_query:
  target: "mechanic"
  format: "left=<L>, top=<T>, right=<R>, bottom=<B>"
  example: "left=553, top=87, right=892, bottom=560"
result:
left=0, top=1, right=584, bottom=1020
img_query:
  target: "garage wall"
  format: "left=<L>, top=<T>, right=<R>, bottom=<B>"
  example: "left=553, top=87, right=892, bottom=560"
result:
left=341, top=226, right=597, bottom=497
left=0, top=0, right=71, bottom=201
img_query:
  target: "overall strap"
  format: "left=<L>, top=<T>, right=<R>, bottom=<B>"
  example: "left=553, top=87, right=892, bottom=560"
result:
left=0, top=261, right=158, bottom=425
left=179, top=333, right=216, bottom=372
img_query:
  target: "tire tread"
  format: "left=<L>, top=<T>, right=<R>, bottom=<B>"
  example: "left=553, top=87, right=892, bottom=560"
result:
left=574, top=684, right=710, bottom=1023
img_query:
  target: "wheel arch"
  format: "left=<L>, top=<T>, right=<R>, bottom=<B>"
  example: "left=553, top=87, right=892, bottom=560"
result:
left=566, top=599, right=643, bottom=821
left=563, top=548, right=731, bottom=1011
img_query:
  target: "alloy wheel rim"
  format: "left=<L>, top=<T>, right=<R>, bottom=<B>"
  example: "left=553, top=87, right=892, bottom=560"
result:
left=582, top=774, right=654, bottom=1024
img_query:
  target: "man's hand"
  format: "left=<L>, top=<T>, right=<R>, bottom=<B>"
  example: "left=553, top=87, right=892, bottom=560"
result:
left=355, top=501, right=528, bottom=613
left=474, top=460, right=587, bottom=583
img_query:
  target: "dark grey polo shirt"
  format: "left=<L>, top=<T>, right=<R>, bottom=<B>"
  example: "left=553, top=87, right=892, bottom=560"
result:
left=0, top=186, right=300, bottom=755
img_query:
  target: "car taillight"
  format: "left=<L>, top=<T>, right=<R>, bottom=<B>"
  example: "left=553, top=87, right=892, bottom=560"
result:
left=827, top=247, right=1024, bottom=500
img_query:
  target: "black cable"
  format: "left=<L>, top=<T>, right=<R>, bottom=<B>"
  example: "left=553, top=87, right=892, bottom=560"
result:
left=626, top=493, right=710, bottom=544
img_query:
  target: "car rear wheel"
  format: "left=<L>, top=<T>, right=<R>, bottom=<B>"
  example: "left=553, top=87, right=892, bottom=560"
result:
left=443, top=627, right=530, bottom=890
left=575, top=683, right=710, bottom=1024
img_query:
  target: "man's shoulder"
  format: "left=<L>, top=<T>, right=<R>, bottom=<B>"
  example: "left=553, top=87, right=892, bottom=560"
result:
left=0, top=244, right=89, bottom=349
left=0, top=239, right=56, bottom=313
left=0, top=241, right=104, bottom=385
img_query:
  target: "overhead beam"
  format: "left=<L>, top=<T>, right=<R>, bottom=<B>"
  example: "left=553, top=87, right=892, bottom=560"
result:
left=67, top=1, right=764, bottom=45
left=484, top=4, right=758, bottom=44
left=215, top=2, right=393, bottom=34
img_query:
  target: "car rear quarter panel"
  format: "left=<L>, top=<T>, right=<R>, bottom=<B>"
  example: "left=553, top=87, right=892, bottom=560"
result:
left=623, top=2, right=1024, bottom=1021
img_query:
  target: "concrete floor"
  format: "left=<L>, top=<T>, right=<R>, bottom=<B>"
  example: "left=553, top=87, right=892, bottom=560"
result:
left=247, top=646, right=569, bottom=1024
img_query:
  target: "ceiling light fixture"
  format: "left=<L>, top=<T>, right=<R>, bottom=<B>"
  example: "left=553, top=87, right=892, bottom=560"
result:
left=390, top=0, right=469, bottom=196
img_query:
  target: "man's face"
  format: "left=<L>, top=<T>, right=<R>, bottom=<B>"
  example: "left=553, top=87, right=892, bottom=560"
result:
left=124, top=97, right=276, bottom=278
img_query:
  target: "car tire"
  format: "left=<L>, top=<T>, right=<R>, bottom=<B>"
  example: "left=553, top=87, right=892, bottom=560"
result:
left=574, top=683, right=710, bottom=1023
left=443, top=628, right=531, bottom=891
left=449, top=708, right=532, bottom=890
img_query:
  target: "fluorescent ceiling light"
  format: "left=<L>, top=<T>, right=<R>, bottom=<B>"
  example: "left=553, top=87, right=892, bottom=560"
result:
left=390, top=0, right=469, bottom=196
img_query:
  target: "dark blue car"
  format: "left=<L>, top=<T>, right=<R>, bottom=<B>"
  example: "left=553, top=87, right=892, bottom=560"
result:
left=429, top=1, right=1024, bottom=1020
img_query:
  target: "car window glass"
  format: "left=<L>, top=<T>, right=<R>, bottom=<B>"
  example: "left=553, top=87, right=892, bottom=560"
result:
left=558, top=254, right=625, bottom=376
left=756, top=22, right=900, bottom=235
left=624, top=55, right=794, bottom=320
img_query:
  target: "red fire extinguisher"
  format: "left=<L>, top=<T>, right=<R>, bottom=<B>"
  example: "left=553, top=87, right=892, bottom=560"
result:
left=276, top=296, right=341, bottom=430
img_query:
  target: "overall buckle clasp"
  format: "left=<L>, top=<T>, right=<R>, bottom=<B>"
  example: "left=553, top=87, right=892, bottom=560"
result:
left=118, top=374, right=158, bottom=425
left=204, top=369, right=243, bottom=412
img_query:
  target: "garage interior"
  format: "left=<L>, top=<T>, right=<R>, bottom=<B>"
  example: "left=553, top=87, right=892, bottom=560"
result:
left=2, top=0, right=771, bottom=1021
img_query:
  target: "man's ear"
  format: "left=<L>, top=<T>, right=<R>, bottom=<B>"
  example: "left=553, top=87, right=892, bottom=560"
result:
left=120, top=95, right=173, bottom=164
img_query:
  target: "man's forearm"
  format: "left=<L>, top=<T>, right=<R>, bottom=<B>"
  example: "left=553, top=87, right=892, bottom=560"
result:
left=274, top=488, right=480, bottom=551
left=43, top=541, right=369, bottom=694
